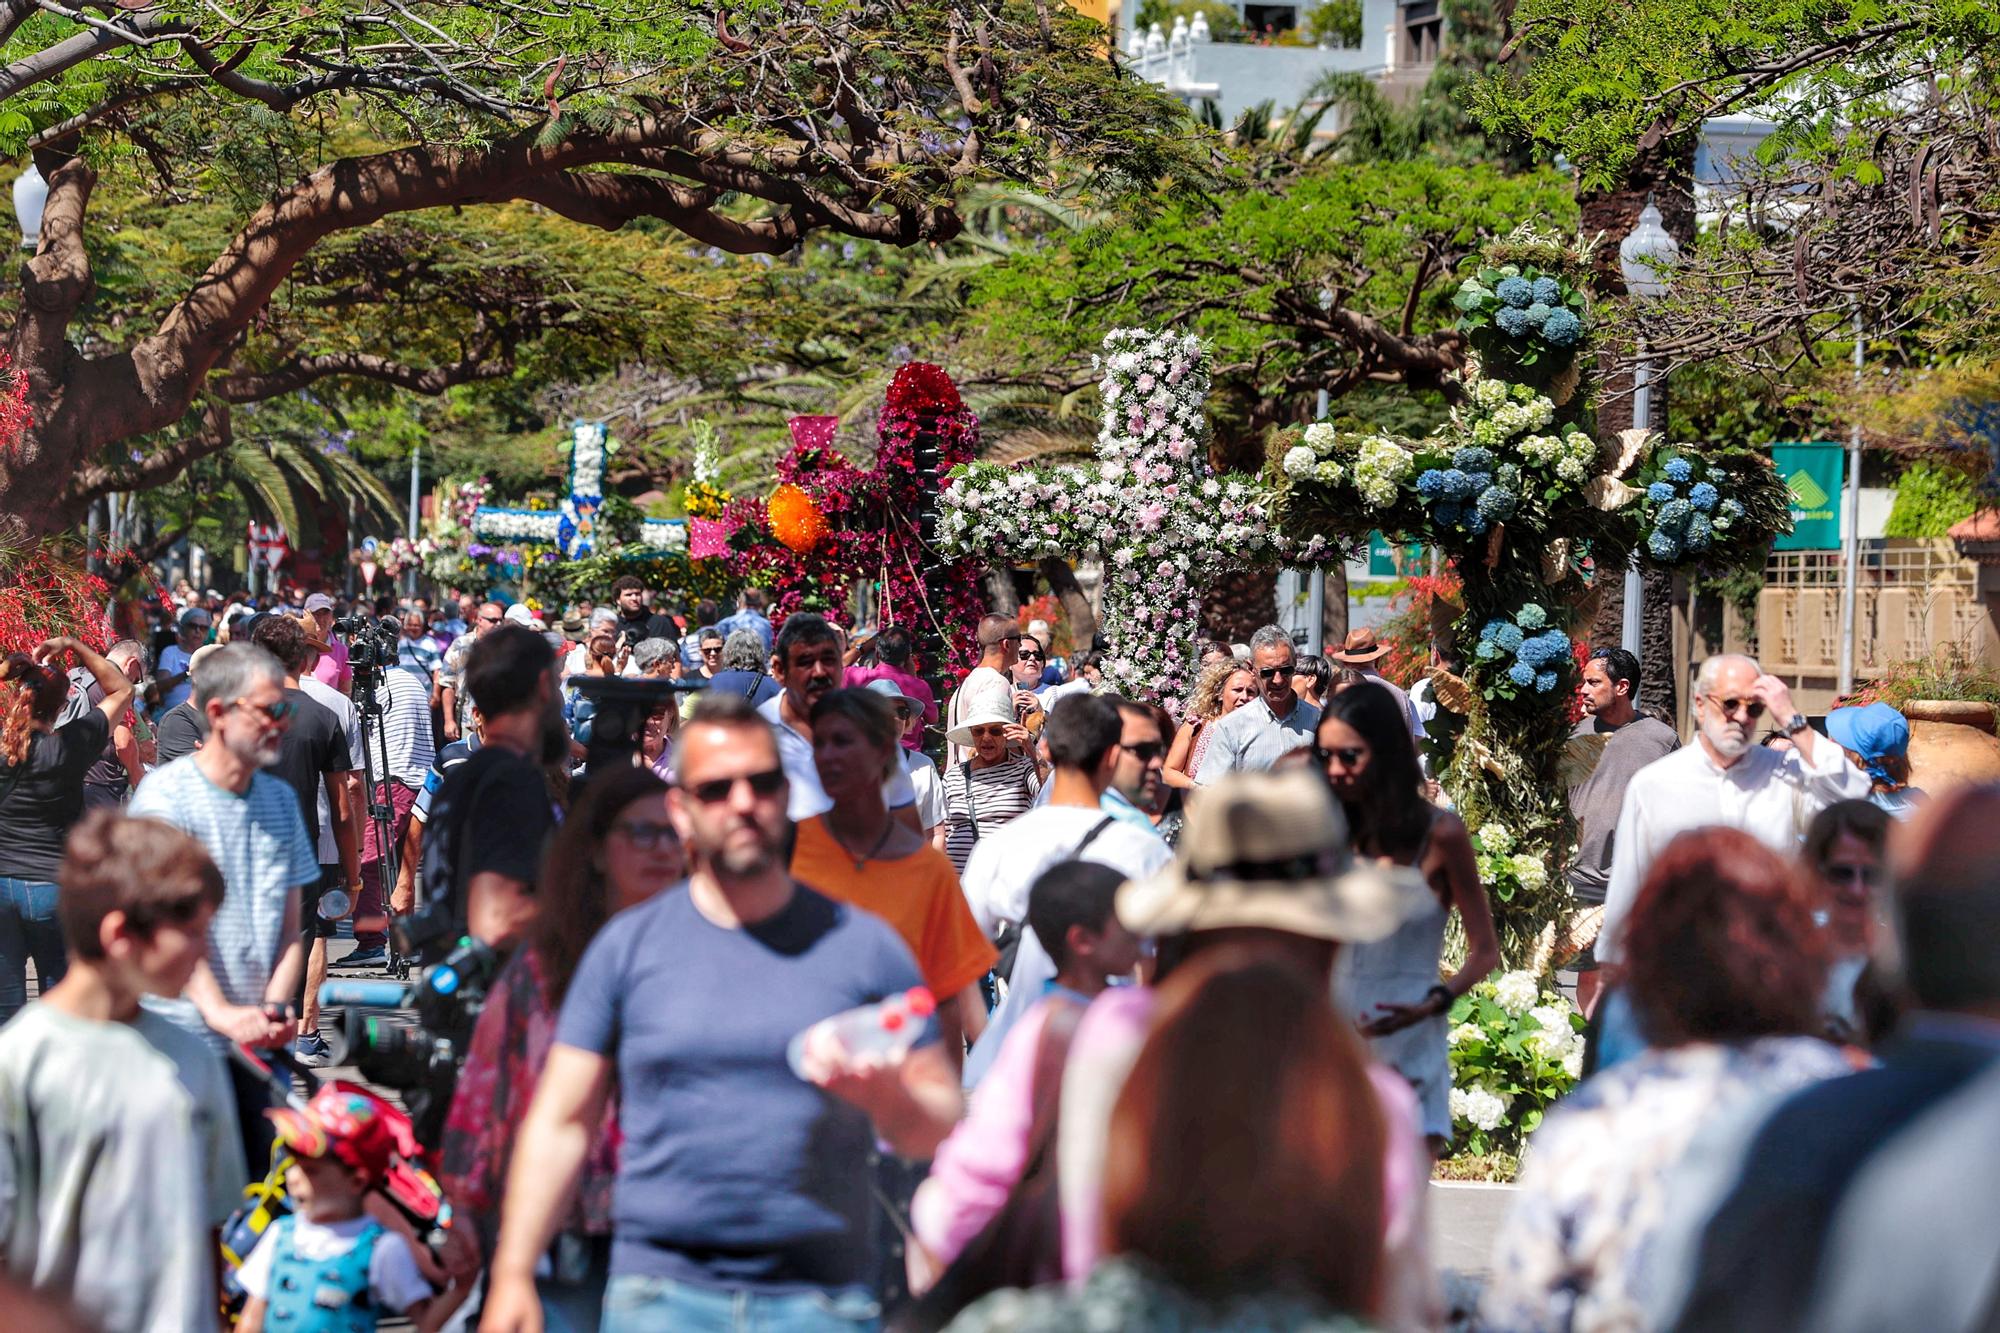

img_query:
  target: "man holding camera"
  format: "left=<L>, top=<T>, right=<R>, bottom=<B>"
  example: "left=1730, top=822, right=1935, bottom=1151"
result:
left=418, top=625, right=563, bottom=951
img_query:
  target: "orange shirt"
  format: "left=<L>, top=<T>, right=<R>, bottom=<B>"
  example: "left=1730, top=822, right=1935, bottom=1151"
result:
left=791, top=816, right=998, bottom=999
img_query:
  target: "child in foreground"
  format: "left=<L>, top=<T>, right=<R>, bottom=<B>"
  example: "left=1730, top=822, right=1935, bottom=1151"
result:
left=236, top=1084, right=438, bottom=1333
left=0, top=809, right=247, bottom=1333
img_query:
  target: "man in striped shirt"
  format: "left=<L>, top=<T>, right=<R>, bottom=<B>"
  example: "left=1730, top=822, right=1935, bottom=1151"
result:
left=349, top=661, right=437, bottom=966
left=130, top=643, right=318, bottom=1164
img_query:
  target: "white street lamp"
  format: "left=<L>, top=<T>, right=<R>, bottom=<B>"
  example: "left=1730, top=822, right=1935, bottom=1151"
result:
left=1617, top=197, right=1680, bottom=657
left=13, top=162, right=46, bottom=252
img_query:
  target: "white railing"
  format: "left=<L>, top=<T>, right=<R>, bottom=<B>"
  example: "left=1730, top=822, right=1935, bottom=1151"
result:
left=1126, top=15, right=1220, bottom=98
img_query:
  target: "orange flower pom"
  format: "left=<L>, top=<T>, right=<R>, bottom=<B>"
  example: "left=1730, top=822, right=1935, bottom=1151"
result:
left=768, top=483, right=830, bottom=554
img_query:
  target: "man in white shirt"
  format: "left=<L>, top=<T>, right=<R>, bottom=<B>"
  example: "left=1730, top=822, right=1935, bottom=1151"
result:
left=1598, top=653, right=1869, bottom=963
left=757, top=612, right=919, bottom=824
left=960, top=694, right=1172, bottom=1086
left=1199, top=624, right=1322, bottom=781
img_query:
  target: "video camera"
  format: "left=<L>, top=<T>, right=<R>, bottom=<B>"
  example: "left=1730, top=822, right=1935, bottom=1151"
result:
left=568, top=674, right=702, bottom=788
left=318, top=934, right=500, bottom=1148
left=332, top=614, right=404, bottom=698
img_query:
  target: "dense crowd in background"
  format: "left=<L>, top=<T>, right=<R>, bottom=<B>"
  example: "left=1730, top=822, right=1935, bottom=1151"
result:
left=0, top=569, right=1990, bottom=1333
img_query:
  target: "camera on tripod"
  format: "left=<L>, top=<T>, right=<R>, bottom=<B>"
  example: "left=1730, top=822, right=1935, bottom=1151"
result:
left=335, top=615, right=403, bottom=697
left=317, top=933, right=501, bottom=1147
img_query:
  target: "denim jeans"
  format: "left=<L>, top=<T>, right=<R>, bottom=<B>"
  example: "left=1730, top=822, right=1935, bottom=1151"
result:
left=0, top=877, right=66, bottom=1024
left=601, top=1275, right=881, bottom=1333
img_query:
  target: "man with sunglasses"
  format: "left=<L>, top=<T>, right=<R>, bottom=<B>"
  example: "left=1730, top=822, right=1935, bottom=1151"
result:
left=1197, top=624, right=1321, bottom=782
left=1597, top=653, right=1868, bottom=966
left=130, top=643, right=319, bottom=1165
left=438, top=600, right=506, bottom=743
left=485, top=693, right=961, bottom=1333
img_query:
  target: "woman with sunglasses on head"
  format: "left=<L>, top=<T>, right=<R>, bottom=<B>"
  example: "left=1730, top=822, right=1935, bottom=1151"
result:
left=1162, top=657, right=1258, bottom=791
left=0, top=636, right=136, bottom=1023
left=942, top=680, right=1045, bottom=874
left=1318, top=683, right=1499, bottom=1155
left=441, top=766, right=680, bottom=1332
left=1801, top=799, right=1899, bottom=1047
left=793, top=689, right=996, bottom=1077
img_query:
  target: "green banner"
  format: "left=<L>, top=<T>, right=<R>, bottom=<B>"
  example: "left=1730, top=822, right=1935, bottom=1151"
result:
left=1771, top=443, right=1844, bottom=550
left=1366, top=531, right=1425, bottom=578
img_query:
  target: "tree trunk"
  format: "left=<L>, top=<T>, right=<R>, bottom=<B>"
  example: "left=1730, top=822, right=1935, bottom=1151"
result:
left=1039, top=557, right=1098, bottom=648
left=1322, top=563, right=1349, bottom=650
left=984, top=566, right=1020, bottom=616
left=1579, top=136, right=1695, bottom=719
left=1202, top=566, right=1278, bottom=646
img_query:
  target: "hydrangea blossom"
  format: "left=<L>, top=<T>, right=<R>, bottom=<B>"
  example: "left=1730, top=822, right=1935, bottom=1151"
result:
left=1531, top=276, right=1563, bottom=305
left=1658, top=498, right=1693, bottom=532
left=1352, top=436, right=1414, bottom=508
left=1664, top=458, right=1693, bottom=483
left=1495, top=307, right=1530, bottom=336
left=1450, top=1085, right=1511, bottom=1133
left=1417, top=469, right=1448, bottom=498
left=1477, top=486, right=1518, bottom=522
left=1492, top=971, right=1540, bottom=1016
left=1478, top=821, right=1515, bottom=853
left=1302, top=421, right=1337, bottom=454
left=1508, top=661, right=1536, bottom=687
left=1524, top=301, right=1553, bottom=328
left=1524, top=1004, right=1576, bottom=1057
left=1648, top=481, right=1676, bottom=503
left=1314, top=460, right=1345, bottom=485
left=1535, top=669, right=1559, bottom=693
left=1454, top=446, right=1496, bottom=472
left=1649, top=529, right=1683, bottom=560
left=1511, top=852, right=1549, bottom=891
left=1541, top=309, right=1584, bottom=347
left=1495, top=276, right=1534, bottom=309
left=1448, top=1022, right=1484, bottom=1048
left=1494, top=623, right=1525, bottom=653
left=1516, top=603, right=1548, bottom=630
left=1282, top=445, right=1317, bottom=479
left=1687, top=513, right=1714, bottom=553
left=1689, top=481, right=1719, bottom=511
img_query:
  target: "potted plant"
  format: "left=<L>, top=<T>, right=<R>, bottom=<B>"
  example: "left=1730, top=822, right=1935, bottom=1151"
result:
left=1844, top=647, right=2000, bottom=791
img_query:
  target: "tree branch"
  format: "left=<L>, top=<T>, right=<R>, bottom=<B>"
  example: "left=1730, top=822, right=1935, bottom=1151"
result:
left=212, top=348, right=516, bottom=401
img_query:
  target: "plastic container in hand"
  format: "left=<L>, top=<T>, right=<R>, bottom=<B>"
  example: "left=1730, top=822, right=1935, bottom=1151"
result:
left=787, top=986, right=936, bottom=1081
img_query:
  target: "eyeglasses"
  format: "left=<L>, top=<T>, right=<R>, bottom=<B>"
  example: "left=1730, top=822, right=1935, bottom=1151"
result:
left=968, top=724, right=1010, bottom=739
left=701, top=645, right=724, bottom=655
left=611, top=819, right=679, bottom=851
left=1122, top=741, right=1165, bottom=763
left=1256, top=666, right=1291, bottom=682
left=1315, top=745, right=1367, bottom=769
left=477, top=613, right=504, bottom=625
left=231, top=697, right=297, bottom=723
left=1822, top=863, right=1882, bottom=888
left=1703, top=694, right=1765, bottom=721
left=1016, top=651, right=1044, bottom=662
left=685, top=768, right=787, bottom=805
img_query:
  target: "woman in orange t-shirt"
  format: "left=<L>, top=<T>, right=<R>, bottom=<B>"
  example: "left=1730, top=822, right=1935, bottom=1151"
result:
left=792, top=688, right=997, bottom=1068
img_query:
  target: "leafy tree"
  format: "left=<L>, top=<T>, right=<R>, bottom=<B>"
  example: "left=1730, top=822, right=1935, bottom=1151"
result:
left=0, top=0, right=1213, bottom=536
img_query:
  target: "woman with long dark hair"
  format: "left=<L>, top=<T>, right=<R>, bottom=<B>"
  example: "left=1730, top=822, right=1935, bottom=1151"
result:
left=441, top=765, right=681, bottom=1331
left=1320, top=682, right=1499, bottom=1153
left=943, top=953, right=1388, bottom=1331
left=0, top=637, right=135, bottom=1022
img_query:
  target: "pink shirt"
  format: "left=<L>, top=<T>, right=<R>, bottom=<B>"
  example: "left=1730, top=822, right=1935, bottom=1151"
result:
left=844, top=663, right=938, bottom=748
left=913, top=987, right=1430, bottom=1292
left=310, top=636, right=350, bottom=691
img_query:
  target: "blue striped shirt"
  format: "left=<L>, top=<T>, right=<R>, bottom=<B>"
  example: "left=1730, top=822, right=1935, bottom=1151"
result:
left=131, top=756, right=318, bottom=1047
left=360, top=665, right=437, bottom=787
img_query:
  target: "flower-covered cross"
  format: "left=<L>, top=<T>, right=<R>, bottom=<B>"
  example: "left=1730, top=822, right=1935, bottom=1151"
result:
left=938, top=328, right=1293, bottom=707
left=472, top=421, right=686, bottom=559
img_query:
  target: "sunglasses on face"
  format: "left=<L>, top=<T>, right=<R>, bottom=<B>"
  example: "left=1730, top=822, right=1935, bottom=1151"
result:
left=969, top=724, right=1010, bottom=740
left=1316, top=745, right=1367, bottom=769
left=231, top=697, right=297, bottom=723
left=477, top=613, right=504, bottom=625
left=702, top=645, right=723, bottom=655
left=1123, top=741, right=1165, bottom=763
left=127, top=893, right=211, bottom=934
left=1704, top=694, right=1765, bottom=720
left=1256, top=666, right=1291, bottom=682
left=685, top=767, right=787, bottom=805
left=612, top=819, right=679, bottom=851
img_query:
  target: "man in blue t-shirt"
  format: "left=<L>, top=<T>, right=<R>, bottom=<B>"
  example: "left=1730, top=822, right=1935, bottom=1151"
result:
left=483, top=694, right=962, bottom=1333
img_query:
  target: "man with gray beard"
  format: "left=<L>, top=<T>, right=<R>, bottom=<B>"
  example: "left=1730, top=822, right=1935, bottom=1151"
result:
left=1597, top=653, right=1869, bottom=965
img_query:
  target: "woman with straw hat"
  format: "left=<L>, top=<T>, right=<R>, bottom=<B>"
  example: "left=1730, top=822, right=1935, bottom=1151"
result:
left=941, top=678, right=1045, bottom=873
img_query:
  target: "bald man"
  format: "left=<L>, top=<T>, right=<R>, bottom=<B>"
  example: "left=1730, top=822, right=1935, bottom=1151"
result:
left=944, top=613, right=1038, bottom=768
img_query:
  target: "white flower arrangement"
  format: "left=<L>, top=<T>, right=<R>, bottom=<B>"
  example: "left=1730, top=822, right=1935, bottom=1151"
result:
left=1352, top=436, right=1415, bottom=509
left=1282, top=445, right=1317, bottom=479
left=638, top=519, right=687, bottom=552
left=1492, top=970, right=1541, bottom=1017
left=1449, top=1084, right=1513, bottom=1133
left=472, top=508, right=562, bottom=544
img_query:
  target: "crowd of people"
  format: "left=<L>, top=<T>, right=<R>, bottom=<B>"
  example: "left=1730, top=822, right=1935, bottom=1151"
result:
left=0, top=569, right=1988, bottom=1333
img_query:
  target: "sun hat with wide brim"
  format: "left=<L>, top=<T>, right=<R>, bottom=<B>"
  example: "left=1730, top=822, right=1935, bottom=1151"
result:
left=864, top=677, right=921, bottom=710
left=1118, top=768, right=1431, bottom=945
left=1330, top=627, right=1391, bottom=665
left=946, top=680, right=1019, bottom=748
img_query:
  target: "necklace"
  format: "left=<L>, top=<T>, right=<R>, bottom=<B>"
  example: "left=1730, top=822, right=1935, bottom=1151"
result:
left=832, top=813, right=897, bottom=870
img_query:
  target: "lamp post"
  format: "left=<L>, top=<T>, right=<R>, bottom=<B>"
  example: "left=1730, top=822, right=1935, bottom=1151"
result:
left=12, top=162, right=45, bottom=251
left=1617, top=197, right=1680, bottom=659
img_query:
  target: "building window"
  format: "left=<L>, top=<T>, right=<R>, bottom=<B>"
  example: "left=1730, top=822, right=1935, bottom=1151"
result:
left=1243, top=3, right=1299, bottom=36
left=1400, top=0, right=1441, bottom=65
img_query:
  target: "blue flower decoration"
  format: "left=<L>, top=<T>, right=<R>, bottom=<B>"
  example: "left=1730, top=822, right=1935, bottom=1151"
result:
left=1541, top=309, right=1583, bottom=347
left=1477, top=486, right=1518, bottom=521
left=1507, top=662, right=1537, bottom=687
left=1417, top=469, right=1448, bottom=499
left=1453, top=447, right=1496, bottom=472
left=1479, top=618, right=1506, bottom=642
left=1647, top=481, right=1676, bottom=503
left=1517, top=637, right=1551, bottom=669
left=1477, top=638, right=1504, bottom=661
left=1664, top=458, right=1693, bottom=483
left=1495, top=624, right=1525, bottom=653
left=1524, top=302, right=1553, bottom=328
left=1468, top=513, right=1490, bottom=535
left=1435, top=501, right=1464, bottom=526
left=1467, top=471, right=1493, bottom=493
left=1517, top=603, right=1548, bottom=631
left=1495, top=307, right=1530, bottom=337
left=1531, top=276, right=1563, bottom=305
left=1648, top=529, right=1683, bottom=560
left=1495, top=276, right=1534, bottom=309
left=1719, top=498, right=1745, bottom=519
left=1535, top=669, right=1560, bottom=693
left=1687, top=513, right=1714, bottom=552
left=1440, top=468, right=1475, bottom=501
left=1689, top=481, right=1719, bottom=511
left=1658, top=499, right=1693, bottom=533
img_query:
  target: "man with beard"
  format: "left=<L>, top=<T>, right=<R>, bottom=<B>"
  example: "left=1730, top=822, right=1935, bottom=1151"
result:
left=129, top=643, right=318, bottom=1165
left=1597, top=653, right=1867, bottom=965
left=758, top=612, right=920, bottom=827
left=419, top=625, right=564, bottom=949
left=482, top=693, right=961, bottom=1333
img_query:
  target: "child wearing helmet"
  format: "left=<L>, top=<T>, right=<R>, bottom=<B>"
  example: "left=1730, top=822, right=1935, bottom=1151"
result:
left=235, top=1086, right=436, bottom=1333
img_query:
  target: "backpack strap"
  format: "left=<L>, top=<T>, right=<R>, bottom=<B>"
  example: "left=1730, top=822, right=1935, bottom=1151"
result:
left=960, top=761, right=980, bottom=842
left=1072, top=815, right=1117, bottom=857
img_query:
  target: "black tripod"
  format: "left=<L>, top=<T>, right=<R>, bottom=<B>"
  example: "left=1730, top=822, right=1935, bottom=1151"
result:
left=346, top=630, right=405, bottom=977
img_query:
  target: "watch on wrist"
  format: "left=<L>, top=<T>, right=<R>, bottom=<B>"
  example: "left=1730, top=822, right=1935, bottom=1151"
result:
left=1425, top=984, right=1454, bottom=1016
left=1781, top=712, right=1810, bottom=738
